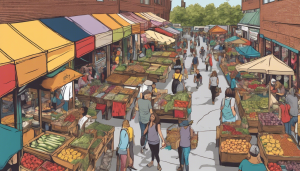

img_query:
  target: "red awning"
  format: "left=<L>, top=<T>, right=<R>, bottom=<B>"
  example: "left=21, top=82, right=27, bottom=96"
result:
left=154, top=28, right=173, bottom=38
left=241, top=38, right=251, bottom=46
left=0, top=50, right=16, bottom=98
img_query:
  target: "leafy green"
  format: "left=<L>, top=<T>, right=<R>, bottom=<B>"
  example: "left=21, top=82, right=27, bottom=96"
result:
left=85, top=122, right=113, bottom=137
left=228, top=66, right=236, bottom=71
left=163, top=59, right=173, bottom=64
left=90, top=139, right=102, bottom=149
left=22, top=117, right=33, bottom=121
left=87, top=108, right=97, bottom=116
left=91, top=80, right=102, bottom=86
left=235, top=128, right=249, bottom=135
left=222, top=131, right=231, bottom=134
left=81, top=153, right=89, bottom=171
left=164, top=92, right=190, bottom=112
left=115, top=65, right=126, bottom=71
left=146, top=49, right=152, bottom=58
left=251, top=81, right=260, bottom=85
left=71, top=134, right=94, bottom=149
left=241, top=117, right=248, bottom=124
left=71, top=159, right=83, bottom=164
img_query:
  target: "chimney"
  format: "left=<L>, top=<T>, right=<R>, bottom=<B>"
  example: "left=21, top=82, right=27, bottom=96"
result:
left=181, top=0, right=185, bottom=8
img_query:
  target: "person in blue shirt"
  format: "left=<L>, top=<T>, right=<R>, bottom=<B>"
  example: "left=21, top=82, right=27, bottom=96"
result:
left=230, top=75, right=237, bottom=91
left=117, top=120, right=133, bottom=171
left=239, top=145, right=267, bottom=171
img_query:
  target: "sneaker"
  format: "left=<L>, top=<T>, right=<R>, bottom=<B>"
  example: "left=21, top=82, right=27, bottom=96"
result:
left=141, top=148, right=143, bottom=153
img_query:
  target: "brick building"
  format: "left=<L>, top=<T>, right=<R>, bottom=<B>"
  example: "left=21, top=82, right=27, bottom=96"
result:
left=241, top=0, right=300, bottom=88
left=0, top=0, right=171, bottom=24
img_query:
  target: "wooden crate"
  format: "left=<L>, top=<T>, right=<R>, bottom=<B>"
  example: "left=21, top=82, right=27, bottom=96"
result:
left=52, top=146, right=87, bottom=170
left=89, top=138, right=105, bottom=159
left=248, top=127, right=258, bottom=134
left=77, top=94, right=90, bottom=102
left=219, top=134, right=252, bottom=164
left=85, top=129, right=108, bottom=144
left=258, top=133, right=300, bottom=165
left=23, top=131, right=74, bottom=161
left=51, top=121, right=77, bottom=133
left=90, top=96, right=106, bottom=104
left=258, top=120, right=285, bottom=134
left=70, top=133, right=96, bottom=154
left=20, top=165, right=42, bottom=171
left=247, top=117, right=259, bottom=128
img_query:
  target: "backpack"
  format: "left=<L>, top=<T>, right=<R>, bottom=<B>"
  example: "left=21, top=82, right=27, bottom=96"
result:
left=193, top=57, right=198, bottom=64
left=172, top=74, right=181, bottom=94
left=117, top=128, right=129, bottom=155
left=221, top=98, right=235, bottom=120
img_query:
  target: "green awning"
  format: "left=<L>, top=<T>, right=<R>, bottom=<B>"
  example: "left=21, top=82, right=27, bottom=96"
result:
left=123, top=25, right=131, bottom=38
left=112, top=28, right=123, bottom=43
left=210, top=40, right=216, bottom=46
left=46, top=64, right=67, bottom=78
left=239, top=12, right=256, bottom=25
left=248, top=9, right=260, bottom=26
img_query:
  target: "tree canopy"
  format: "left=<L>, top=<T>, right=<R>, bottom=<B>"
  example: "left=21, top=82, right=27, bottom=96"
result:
left=170, top=2, right=244, bottom=26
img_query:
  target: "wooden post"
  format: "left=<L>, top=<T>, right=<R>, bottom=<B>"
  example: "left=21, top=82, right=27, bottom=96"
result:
left=38, top=89, right=42, bottom=130
left=72, top=81, right=75, bottom=109
left=269, top=82, right=271, bottom=112
left=13, top=88, right=22, bottom=170
left=107, top=45, right=111, bottom=78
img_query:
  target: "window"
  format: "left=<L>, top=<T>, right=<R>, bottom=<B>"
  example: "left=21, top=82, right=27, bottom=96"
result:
left=141, top=0, right=143, bottom=3
left=273, top=43, right=280, bottom=58
left=144, top=0, right=150, bottom=4
left=281, top=47, right=288, bottom=63
left=265, top=40, right=272, bottom=55
left=264, top=0, right=275, bottom=4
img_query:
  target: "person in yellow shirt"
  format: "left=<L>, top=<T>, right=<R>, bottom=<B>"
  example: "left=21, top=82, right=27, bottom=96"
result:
left=122, top=120, right=136, bottom=170
left=152, top=83, right=158, bottom=94
left=115, top=56, right=120, bottom=64
left=173, top=69, right=182, bottom=82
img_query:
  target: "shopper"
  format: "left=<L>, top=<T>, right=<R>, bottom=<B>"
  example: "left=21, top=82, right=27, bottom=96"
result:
left=77, top=107, right=89, bottom=136
left=143, top=113, right=165, bottom=171
left=209, top=53, right=213, bottom=72
left=194, top=69, right=202, bottom=89
left=220, top=88, right=236, bottom=123
left=230, top=75, right=237, bottom=91
left=275, top=81, right=285, bottom=101
left=198, top=35, right=201, bottom=46
left=218, top=53, right=223, bottom=65
left=190, top=40, right=194, bottom=56
left=194, top=42, right=198, bottom=56
left=205, top=55, right=210, bottom=72
left=121, top=120, right=136, bottom=170
left=285, top=87, right=299, bottom=135
left=117, top=122, right=133, bottom=171
left=172, top=69, right=183, bottom=94
left=209, top=71, right=219, bottom=105
left=135, top=90, right=153, bottom=153
left=177, top=120, right=193, bottom=171
left=191, top=53, right=199, bottom=73
left=195, top=37, right=199, bottom=49
left=238, top=145, right=266, bottom=171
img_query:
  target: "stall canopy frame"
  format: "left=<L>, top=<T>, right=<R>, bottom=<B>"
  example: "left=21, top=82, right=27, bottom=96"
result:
left=108, top=14, right=132, bottom=38
left=40, top=17, right=95, bottom=58
left=209, top=25, right=227, bottom=35
left=154, top=28, right=174, bottom=38
left=0, top=24, right=47, bottom=87
left=134, top=13, right=152, bottom=28
left=67, top=15, right=113, bottom=49
left=0, top=49, right=16, bottom=98
left=92, top=14, right=124, bottom=43
left=10, top=20, right=75, bottom=72
left=121, top=12, right=148, bottom=31
left=117, top=14, right=141, bottom=34
left=235, top=46, right=260, bottom=58
left=144, top=30, right=175, bottom=45
left=161, top=27, right=180, bottom=35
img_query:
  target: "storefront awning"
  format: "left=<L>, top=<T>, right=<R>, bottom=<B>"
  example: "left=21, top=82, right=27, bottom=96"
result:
left=272, top=40, right=299, bottom=54
left=0, top=49, right=16, bottom=98
left=67, top=15, right=113, bottom=49
left=108, top=14, right=132, bottom=38
left=154, top=28, right=174, bottom=37
left=141, top=12, right=162, bottom=23
left=144, top=30, right=175, bottom=45
left=235, top=46, right=260, bottom=58
left=161, top=27, right=180, bottom=35
left=0, top=24, right=47, bottom=87
left=118, top=14, right=140, bottom=34
left=236, top=54, right=294, bottom=75
left=0, top=124, right=22, bottom=170
left=92, top=14, right=123, bottom=43
left=10, top=20, right=75, bottom=72
left=151, top=20, right=163, bottom=27
left=121, top=12, right=149, bottom=31
left=41, top=69, right=82, bottom=92
left=209, top=25, right=227, bottom=34
left=225, top=36, right=240, bottom=43
left=134, top=13, right=152, bottom=28
left=239, top=10, right=260, bottom=26
left=40, top=17, right=95, bottom=58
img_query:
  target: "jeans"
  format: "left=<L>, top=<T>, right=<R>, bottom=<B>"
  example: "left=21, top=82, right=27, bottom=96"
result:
left=285, top=116, right=298, bottom=135
left=129, top=141, right=134, bottom=163
left=181, top=147, right=190, bottom=170
left=210, top=86, right=217, bottom=102
left=139, top=122, right=148, bottom=147
left=196, top=79, right=202, bottom=87
left=149, top=143, right=160, bottom=163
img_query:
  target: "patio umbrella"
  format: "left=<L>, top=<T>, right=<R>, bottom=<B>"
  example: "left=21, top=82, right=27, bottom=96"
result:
left=225, top=36, right=240, bottom=43
left=241, top=38, right=251, bottom=45
left=231, top=38, right=247, bottom=44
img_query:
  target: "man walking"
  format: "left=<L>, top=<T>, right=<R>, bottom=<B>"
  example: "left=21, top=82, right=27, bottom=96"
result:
left=135, top=90, right=153, bottom=153
left=191, top=53, right=199, bottom=74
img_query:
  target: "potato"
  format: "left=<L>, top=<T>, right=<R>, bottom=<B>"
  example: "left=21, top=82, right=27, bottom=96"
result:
left=242, top=140, right=246, bottom=142
left=270, top=139, right=275, bottom=144
left=271, top=144, right=275, bottom=148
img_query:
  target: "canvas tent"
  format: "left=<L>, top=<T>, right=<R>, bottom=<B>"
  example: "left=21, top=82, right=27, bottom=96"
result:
left=235, top=46, right=260, bottom=58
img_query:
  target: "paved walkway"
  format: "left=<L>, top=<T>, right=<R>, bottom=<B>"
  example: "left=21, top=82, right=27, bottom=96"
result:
left=95, top=35, right=254, bottom=171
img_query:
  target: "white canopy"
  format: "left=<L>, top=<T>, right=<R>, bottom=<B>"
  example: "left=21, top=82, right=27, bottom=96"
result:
left=236, top=54, right=294, bottom=75
left=145, top=30, right=175, bottom=45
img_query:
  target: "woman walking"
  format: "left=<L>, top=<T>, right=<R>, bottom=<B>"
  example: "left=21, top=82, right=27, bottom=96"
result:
left=122, top=120, right=136, bottom=170
left=220, top=88, right=237, bottom=123
left=117, top=120, right=133, bottom=171
left=143, top=113, right=165, bottom=170
left=209, top=71, right=219, bottom=105
left=190, top=40, right=194, bottom=57
left=194, top=42, right=198, bottom=56
left=177, top=120, right=194, bottom=171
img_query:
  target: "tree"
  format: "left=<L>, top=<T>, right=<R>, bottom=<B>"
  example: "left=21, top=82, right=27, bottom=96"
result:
left=170, top=2, right=244, bottom=26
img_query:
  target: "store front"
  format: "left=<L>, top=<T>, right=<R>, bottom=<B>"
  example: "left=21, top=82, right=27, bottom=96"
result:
left=249, top=28, right=259, bottom=52
left=110, top=40, right=123, bottom=73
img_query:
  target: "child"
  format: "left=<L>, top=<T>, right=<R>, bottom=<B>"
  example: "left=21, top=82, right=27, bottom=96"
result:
left=194, top=69, right=202, bottom=89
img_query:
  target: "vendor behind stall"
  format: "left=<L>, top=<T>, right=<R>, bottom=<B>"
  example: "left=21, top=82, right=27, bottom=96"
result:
left=238, top=145, right=266, bottom=171
left=275, top=81, right=285, bottom=101
left=76, top=107, right=89, bottom=137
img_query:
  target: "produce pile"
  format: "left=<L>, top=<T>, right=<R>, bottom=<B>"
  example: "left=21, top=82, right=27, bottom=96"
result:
left=163, top=92, right=190, bottom=112
left=267, top=163, right=282, bottom=171
left=169, top=52, right=177, bottom=58
left=174, top=100, right=189, bottom=108
left=21, top=153, right=43, bottom=171
left=152, top=51, right=163, bottom=56
left=241, top=94, right=269, bottom=113
left=103, top=93, right=116, bottom=101
left=124, top=77, right=137, bottom=86
left=162, top=52, right=171, bottom=56
left=90, top=139, right=102, bottom=152
left=71, top=133, right=94, bottom=149
left=85, top=122, right=114, bottom=137
left=146, top=49, right=152, bottom=58
left=220, top=139, right=251, bottom=153
left=64, top=114, right=76, bottom=122
left=90, top=80, right=102, bottom=86
left=81, top=153, right=89, bottom=171
left=78, top=86, right=90, bottom=95
left=242, top=73, right=257, bottom=79
left=38, top=161, right=66, bottom=171
left=110, top=86, right=123, bottom=94
left=119, top=88, right=135, bottom=95
left=278, top=161, right=300, bottom=171
left=271, top=134, right=300, bottom=156
left=163, top=59, right=173, bottom=64
left=115, top=65, right=126, bottom=71
left=221, top=125, right=249, bottom=135
left=90, top=85, right=101, bottom=96
left=113, top=94, right=129, bottom=102
left=259, top=113, right=283, bottom=126
left=105, top=85, right=116, bottom=93
left=125, top=64, right=145, bottom=73
left=228, top=66, right=236, bottom=71
left=30, top=134, right=66, bottom=153
left=260, top=134, right=283, bottom=156
left=144, top=57, right=157, bottom=63
left=247, top=112, right=258, bottom=120
left=131, top=77, right=145, bottom=87
left=57, top=148, right=82, bottom=163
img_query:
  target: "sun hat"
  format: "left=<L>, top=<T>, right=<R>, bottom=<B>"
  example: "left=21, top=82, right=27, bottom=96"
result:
left=249, top=145, right=260, bottom=155
left=179, top=120, right=189, bottom=127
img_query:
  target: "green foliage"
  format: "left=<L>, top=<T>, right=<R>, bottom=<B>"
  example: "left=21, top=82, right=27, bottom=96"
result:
left=170, top=3, right=244, bottom=26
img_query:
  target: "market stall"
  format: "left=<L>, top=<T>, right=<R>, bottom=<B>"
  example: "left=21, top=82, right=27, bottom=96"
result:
left=0, top=50, right=16, bottom=98
left=121, top=12, right=149, bottom=31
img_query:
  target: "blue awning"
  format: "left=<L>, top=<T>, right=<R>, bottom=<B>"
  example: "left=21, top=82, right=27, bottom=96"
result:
left=0, top=124, right=22, bottom=170
left=46, top=64, right=67, bottom=78
left=225, top=36, right=240, bottom=43
left=260, top=34, right=264, bottom=38
left=40, top=17, right=91, bottom=42
left=235, top=46, right=260, bottom=58
left=272, top=40, right=299, bottom=53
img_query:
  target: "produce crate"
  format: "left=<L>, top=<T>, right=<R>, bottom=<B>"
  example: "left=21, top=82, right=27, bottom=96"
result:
left=51, top=121, right=77, bottom=134
left=23, top=131, right=75, bottom=161
left=85, top=129, right=107, bottom=144
left=52, top=147, right=87, bottom=170
left=70, top=133, right=96, bottom=153
left=89, top=138, right=105, bottom=159
left=39, top=161, right=69, bottom=171
left=258, top=120, right=285, bottom=134
left=219, top=135, right=252, bottom=164
left=91, top=96, right=106, bottom=104
left=76, top=94, right=90, bottom=102
left=20, top=154, right=44, bottom=171
left=246, top=116, right=259, bottom=127
left=258, top=133, right=300, bottom=165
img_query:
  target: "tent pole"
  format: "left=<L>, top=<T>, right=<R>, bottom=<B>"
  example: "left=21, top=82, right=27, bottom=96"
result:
left=269, top=81, right=271, bottom=112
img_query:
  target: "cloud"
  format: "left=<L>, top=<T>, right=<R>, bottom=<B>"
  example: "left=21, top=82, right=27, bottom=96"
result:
left=171, top=0, right=241, bottom=10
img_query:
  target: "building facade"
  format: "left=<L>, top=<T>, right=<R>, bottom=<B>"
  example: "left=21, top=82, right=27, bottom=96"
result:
left=242, top=0, right=300, bottom=88
left=0, top=0, right=171, bottom=24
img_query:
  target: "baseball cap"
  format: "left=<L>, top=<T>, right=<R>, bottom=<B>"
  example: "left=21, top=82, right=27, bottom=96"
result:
left=249, top=145, right=260, bottom=155
left=271, top=78, right=276, bottom=85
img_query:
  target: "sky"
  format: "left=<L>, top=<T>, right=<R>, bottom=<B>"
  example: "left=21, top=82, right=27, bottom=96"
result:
left=171, top=0, right=241, bottom=10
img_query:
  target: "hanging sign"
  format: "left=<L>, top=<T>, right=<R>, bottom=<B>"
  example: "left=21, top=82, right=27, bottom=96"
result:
left=241, top=26, right=248, bottom=32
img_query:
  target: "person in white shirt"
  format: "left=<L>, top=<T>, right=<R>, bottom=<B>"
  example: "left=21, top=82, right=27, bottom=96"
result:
left=77, top=107, right=90, bottom=137
left=60, top=82, right=73, bottom=111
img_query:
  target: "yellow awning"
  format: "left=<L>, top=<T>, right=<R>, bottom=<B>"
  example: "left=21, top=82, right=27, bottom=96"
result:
left=108, top=14, right=131, bottom=27
left=145, top=30, right=175, bottom=45
left=0, top=24, right=47, bottom=87
left=135, top=13, right=150, bottom=21
left=10, top=21, right=75, bottom=72
left=0, top=49, right=13, bottom=67
left=147, top=12, right=167, bottom=22
left=41, top=69, right=82, bottom=92
left=92, top=14, right=122, bottom=30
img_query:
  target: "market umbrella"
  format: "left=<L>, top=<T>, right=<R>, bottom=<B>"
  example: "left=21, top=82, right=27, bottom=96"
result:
left=235, top=46, right=260, bottom=59
left=231, top=38, right=247, bottom=44
left=241, top=38, right=251, bottom=45
left=225, top=36, right=240, bottom=43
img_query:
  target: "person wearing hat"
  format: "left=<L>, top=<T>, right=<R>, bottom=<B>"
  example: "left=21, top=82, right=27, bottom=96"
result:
left=177, top=120, right=194, bottom=171
left=238, top=145, right=266, bottom=171
left=135, top=90, right=153, bottom=153
left=268, top=78, right=277, bottom=93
